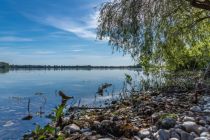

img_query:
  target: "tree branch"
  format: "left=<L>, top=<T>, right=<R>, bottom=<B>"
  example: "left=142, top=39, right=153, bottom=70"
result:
left=191, top=0, right=210, bottom=11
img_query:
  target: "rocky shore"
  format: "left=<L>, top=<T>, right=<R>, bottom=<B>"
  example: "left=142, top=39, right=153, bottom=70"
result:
left=24, top=87, right=210, bottom=140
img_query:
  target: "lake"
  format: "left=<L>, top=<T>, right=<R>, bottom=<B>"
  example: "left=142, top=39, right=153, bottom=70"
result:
left=0, top=69, right=141, bottom=140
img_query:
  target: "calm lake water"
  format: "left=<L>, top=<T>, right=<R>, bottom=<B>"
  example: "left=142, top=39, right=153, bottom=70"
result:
left=0, top=69, right=141, bottom=140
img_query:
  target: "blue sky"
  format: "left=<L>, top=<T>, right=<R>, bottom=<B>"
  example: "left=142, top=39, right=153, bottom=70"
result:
left=0, top=0, right=133, bottom=65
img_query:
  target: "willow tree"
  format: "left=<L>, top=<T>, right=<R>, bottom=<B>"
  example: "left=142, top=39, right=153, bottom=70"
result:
left=97, top=0, right=210, bottom=70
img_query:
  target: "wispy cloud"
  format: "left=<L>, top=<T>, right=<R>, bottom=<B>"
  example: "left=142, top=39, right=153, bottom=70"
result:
left=0, top=36, right=33, bottom=42
left=43, top=15, right=97, bottom=40
left=33, top=51, right=56, bottom=55
left=23, top=9, right=100, bottom=40
left=71, top=49, right=83, bottom=52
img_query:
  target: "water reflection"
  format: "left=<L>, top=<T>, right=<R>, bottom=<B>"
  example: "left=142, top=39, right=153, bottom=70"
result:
left=0, top=69, right=140, bottom=139
left=0, top=68, right=9, bottom=74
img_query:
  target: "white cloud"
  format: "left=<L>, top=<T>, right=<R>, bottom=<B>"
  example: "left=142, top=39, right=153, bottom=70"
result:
left=0, top=36, right=33, bottom=42
left=33, top=51, right=56, bottom=55
left=23, top=9, right=101, bottom=40
left=42, top=15, right=97, bottom=40
left=71, top=49, right=83, bottom=52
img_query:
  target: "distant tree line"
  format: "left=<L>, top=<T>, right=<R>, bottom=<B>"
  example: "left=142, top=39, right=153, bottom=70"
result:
left=8, top=64, right=141, bottom=70
left=0, top=62, right=9, bottom=69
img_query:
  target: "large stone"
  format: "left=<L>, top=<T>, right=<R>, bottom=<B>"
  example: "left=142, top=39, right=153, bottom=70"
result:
left=182, top=121, right=199, bottom=133
left=158, top=118, right=176, bottom=129
left=175, top=128, right=195, bottom=140
left=63, top=124, right=80, bottom=135
left=196, top=126, right=208, bottom=135
left=170, top=129, right=180, bottom=139
left=154, top=129, right=170, bottom=140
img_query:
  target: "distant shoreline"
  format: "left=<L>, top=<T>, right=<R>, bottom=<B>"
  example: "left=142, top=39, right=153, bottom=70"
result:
left=8, top=65, right=141, bottom=70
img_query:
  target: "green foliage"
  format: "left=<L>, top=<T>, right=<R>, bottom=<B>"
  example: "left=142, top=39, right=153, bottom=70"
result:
left=57, top=135, right=65, bottom=140
left=97, top=0, right=210, bottom=71
left=125, top=74, right=132, bottom=85
left=38, top=135, right=46, bottom=140
left=33, top=124, right=55, bottom=135
left=160, top=113, right=178, bottom=120
left=53, top=105, right=65, bottom=122
left=34, top=125, right=44, bottom=136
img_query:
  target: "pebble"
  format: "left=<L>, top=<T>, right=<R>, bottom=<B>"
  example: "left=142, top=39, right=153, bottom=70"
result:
left=190, top=106, right=202, bottom=112
left=199, top=120, right=206, bottom=126
left=138, top=129, right=150, bottom=138
left=98, top=138, right=113, bottom=140
left=183, top=116, right=195, bottom=122
left=200, top=132, right=210, bottom=137
left=194, top=137, right=209, bottom=140
left=82, top=131, right=92, bottom=136
left=143, top=138, right=151, bottom=140
left=133, top=136, right=141, bottom=140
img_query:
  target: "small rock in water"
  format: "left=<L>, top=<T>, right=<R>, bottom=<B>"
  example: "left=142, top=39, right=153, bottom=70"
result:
left=190, top=106, right=202, bottom=112
left=3, top=121, right=14, bottom=127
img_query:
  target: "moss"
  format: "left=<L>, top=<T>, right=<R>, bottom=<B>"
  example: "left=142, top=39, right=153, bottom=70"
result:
left=160, top=113, right=178, bottom=120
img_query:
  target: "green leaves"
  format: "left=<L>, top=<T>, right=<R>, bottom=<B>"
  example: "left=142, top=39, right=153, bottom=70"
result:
left=125, top=74, right=132, bottom=85
left=98, top=0, right=210, bottom=71
left=54, top=105, right=65, bottom=122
